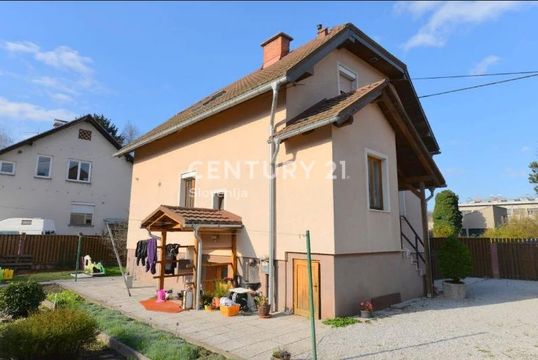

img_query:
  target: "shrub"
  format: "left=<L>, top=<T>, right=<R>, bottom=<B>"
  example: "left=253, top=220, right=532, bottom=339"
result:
left=213, top=280, right=231, bottom=298
left=0, top=308, right=97, bottom=360
left=322, top=317, right=360, bottom=328
left=438, top=236, right=472, bottom=283
left=484, top=215, right=538, bottom=238
left=433, top=190, right=463, bottom=237
left=0, top=281, right=45, bottom=318
left=46, top=290, right=83, bottom=308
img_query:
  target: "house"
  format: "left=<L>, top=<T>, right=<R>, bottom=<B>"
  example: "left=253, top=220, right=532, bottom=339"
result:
left=0, top=115, right=133, bottom=235
left=460, top=197, right=538, bottom=236
left=116, top=23, right=445, bottom=318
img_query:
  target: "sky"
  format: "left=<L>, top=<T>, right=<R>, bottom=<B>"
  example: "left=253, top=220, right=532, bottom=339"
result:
left=0, top=1, right=537, bottom=202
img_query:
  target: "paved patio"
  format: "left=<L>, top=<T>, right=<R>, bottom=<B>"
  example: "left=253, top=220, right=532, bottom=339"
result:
left=58, top=277, right=328, bottom=360
left=59, top=277, right=538, bottom=359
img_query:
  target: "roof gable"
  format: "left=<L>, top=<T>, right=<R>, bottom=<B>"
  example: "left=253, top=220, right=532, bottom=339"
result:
left=117, top=23, right=439, bottom=156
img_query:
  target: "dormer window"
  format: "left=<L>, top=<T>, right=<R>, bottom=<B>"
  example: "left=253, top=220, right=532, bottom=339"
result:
left=338, top=64, right=357, bottom=94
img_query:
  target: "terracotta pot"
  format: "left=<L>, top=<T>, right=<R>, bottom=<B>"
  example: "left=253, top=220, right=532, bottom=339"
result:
left=212, top=297, right=221, bottom=309
left=258, top=303, right=271, bottom=318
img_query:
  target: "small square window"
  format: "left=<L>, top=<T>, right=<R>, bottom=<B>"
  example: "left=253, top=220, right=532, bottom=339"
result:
left=338, top=64, right=357, bottom=95
left=78, top=129, right=92, bottom=141
left=0, top=161, right=15, bottom=175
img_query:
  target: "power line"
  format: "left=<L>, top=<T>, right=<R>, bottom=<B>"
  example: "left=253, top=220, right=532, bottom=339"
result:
left=412, top=70, right=538, bottom=80
left=418, top=73, right=538, bottom=99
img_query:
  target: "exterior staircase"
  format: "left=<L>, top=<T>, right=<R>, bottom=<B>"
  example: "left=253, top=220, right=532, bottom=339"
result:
left=400, top=215, right=426, bottom=276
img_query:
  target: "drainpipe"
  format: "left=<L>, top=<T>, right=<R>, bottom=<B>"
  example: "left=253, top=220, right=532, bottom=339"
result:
left=420, top=183, right=435, bottom=297
left=268, top=80, right=284, bottom=311
left=193, top=225, right=203, bottom=310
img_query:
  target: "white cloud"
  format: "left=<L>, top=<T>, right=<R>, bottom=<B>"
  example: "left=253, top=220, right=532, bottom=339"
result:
left=4, top=41, right=93, bottom=77
left=32, top=76, right=79, bottom=95
left=398, top=1, right=528, bottom=50
left=0, top=97, right=75, bottom=122
left=470, top=55, right=500, bottom=75
left=520, top=145, right=533, bottom=153
left=49, top=93, right=73, bottom=103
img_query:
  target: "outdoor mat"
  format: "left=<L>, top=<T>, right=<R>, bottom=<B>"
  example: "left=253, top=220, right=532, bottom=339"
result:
left=139, top=298, right=183, bottom=313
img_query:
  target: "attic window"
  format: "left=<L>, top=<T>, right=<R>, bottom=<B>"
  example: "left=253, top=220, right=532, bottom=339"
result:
left=338, top=64, right=357, bottom=95
left=78, top=129, right=92, bottom=141
left=202, top=90, right=226, bottom=106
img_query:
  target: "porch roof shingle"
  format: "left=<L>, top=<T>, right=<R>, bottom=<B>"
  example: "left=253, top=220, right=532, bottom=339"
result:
left=141, top=205, right=242, bottom=231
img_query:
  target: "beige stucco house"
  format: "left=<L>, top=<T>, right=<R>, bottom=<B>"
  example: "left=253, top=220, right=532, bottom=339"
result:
left=0, top=115, right=133, bottom=235
left=117, top=23, right=445, bottom=318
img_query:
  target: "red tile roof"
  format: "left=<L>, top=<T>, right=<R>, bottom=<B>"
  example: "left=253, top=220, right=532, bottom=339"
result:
left=141, top=205, right=242, bottom=231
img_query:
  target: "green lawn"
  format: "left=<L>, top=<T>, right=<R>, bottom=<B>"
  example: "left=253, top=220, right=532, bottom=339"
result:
left=8, top=266, right=123, bottom=283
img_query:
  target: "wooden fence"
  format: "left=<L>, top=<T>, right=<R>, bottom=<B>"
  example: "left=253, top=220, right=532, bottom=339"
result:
left=0, top=234, right=121, bottom=270
left=431, top=237, right=538, bottom=281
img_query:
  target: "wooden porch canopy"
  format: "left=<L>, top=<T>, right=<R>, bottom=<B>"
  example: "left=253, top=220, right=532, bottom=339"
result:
left=141, top=205, right=243, bottom=232
left=140, top=205, right=242, bottom=310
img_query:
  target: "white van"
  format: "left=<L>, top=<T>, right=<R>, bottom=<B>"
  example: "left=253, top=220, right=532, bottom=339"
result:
left=0, top=218, right=56, bottom=235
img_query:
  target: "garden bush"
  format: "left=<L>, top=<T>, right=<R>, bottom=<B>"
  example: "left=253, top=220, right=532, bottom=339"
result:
left=46, top=289, right=83, bottom=308
left=0, top=308, right=97, bottom=360
left=438, top=235, right=472, bottom=283
left=0, top=280, right=45, bottom=318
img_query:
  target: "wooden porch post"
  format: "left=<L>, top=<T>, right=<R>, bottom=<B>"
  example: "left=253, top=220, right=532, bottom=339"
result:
left=159, top=231, right=167, bottom=290
left=231, top=232, right=237, bottom=277
left=419, top=182, right=434, bottom=297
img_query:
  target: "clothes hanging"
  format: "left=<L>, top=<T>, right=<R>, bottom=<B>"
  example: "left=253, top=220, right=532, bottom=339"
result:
left=135, top=240, right=148, bottom=266
left=164, top=244, right=180, bottom=274
left=145, top=237, right=157, bottom=274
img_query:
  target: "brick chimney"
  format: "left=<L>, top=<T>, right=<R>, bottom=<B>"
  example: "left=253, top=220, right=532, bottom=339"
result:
left=316, top=24, right=328, bottom=39
left=260, top=32, right=293, bottom=69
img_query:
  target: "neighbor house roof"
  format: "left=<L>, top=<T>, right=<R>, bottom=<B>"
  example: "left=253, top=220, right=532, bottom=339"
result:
left=0, top=114, right=130, bottom=159
left=116, top=23, right=440, bottom=156
left=141, top=205, right=243, bottom=232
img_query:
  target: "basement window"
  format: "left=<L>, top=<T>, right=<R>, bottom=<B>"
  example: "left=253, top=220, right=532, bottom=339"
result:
left=338, top=64, right=357, bottom=95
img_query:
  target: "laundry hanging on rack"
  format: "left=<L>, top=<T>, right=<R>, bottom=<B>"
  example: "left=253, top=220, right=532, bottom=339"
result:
left=145, top=237, right=157, bottom=274
left=135, top=240, right=148, bottom=266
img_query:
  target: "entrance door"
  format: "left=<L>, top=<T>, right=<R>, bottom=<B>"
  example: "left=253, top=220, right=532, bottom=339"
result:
left=293, top=259, right=320, bottom=318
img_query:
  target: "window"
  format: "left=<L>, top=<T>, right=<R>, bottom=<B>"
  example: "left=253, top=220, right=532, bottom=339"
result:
left=70, top=203, right=94, bottom=226
left=78, top=129, right=92, bottom=141
left=213, top=192, right=225, bottom=210
left=67, top=159, right=91, bottom=182
left=21, top=219, right=32, bottom=225
left=338, top=64, right=357, bottom=94
left=0, top=161, right=15, bottom=175
left=180, top=175, right=196, bottom=208
left=36, top=155, right=52, bottom=178
left=366, top=153, right=388, bottom=211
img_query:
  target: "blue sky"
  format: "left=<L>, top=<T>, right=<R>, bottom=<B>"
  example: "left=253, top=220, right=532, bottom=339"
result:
left=0, top=1, right=537, bottom=201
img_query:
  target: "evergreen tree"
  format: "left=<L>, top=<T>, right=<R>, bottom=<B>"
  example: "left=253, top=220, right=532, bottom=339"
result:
left=529, top=161, right=538, bottom=194
left=432, top=190, right=463, bottom=237
left=92, top=114, right=125, bottom=145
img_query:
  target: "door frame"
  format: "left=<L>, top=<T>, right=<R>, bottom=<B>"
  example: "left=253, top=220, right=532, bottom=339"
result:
left=293, top=258, right=321, bottom=319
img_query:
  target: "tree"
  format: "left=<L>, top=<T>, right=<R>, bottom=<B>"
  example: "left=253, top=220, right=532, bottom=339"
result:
left=484, top=215, right=538, bottom=238
left=92, top=114, right=125, bottom=145
left=0, top=128, right=12, bottom=149
left=432, top=190, right=463, bottom=237
left=120, top=121, right=140, bottom=144
left=438, top=235, right=472, bottom=283
left=529, top=161, right=538, bottom=194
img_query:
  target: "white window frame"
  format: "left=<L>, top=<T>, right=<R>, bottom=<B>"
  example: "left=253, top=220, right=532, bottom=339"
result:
left=69, top=201, right=95, bottom=227
left=364, top=148, right=391, bottom=212
left=0, top=160, right=16, bottom=175
left=35, top=155, right=53, bottom=179
left=337, top=63, right=358, bottom=94
left=179, top=170, right=197, bottom=207
left=66, top=159, right=92, bottom=183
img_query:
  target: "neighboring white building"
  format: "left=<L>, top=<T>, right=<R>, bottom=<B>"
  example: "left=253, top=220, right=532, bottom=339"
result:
left=0, top=115, right=133, bottom=235
left=459, top=197, right=538, bottom=236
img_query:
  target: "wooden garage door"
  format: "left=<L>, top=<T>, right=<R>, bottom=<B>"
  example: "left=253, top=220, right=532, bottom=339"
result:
left=293, top=259, right=320, bottom=319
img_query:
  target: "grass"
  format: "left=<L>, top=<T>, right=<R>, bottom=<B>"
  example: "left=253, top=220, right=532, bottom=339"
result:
left=322, top=316, right=360, bottom=328
left=8, top=266, right=123, bottom=283
left=43, top=288, right=224, bottom=360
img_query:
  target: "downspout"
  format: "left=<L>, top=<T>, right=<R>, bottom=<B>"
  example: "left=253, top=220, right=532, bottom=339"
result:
left=193, top=225, right=203, bottom=310
left=420, top=183, right=435, bottom=297
left=268, top=79, right=285, bottom=311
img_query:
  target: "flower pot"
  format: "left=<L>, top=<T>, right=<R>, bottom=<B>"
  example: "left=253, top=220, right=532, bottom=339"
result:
left=360, top=310, right=372, bottom=318
left=272, top=352, right=291, bottom=360
left=258, top=303, right=271, bottom=318
left=212, top=297, right=221, bottom=309
left=204, top=305, right=213, bottom=311
left=443, top=280, right=466, bottom=300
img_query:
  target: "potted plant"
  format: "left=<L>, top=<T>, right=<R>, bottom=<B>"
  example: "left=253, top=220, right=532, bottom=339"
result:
left=255, top=294, right=270, bottom=318
left=202, top=294, right=213, bottom=311
left=360, top=301, right=373, bottom=318
left=271, top=348, right=291, bottom=360
left=438, top=235, right=472, bottom=300
left=212, top=280, right=231, bottom=309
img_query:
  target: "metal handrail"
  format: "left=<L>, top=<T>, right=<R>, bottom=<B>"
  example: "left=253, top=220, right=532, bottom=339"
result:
left=400, top=215, right=425, bottom=266
left=400, top=215, right=424, bottom=246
